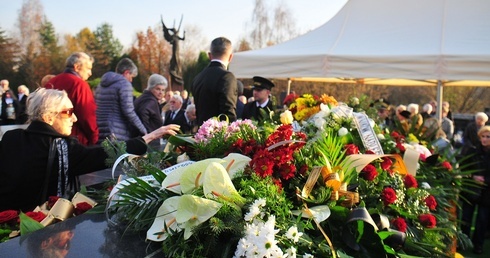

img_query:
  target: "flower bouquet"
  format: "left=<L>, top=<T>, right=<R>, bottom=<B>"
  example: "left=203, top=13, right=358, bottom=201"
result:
left=104, top=94, right=470, bottom=257
left=0, top=192, right=96, bottom=243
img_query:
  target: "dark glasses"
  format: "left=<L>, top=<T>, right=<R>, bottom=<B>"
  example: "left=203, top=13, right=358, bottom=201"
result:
left=59, top=108, right=74, bottom=117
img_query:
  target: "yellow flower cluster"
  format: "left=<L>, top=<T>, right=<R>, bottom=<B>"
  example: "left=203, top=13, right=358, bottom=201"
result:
left=288, top=94, right=338, bottom=122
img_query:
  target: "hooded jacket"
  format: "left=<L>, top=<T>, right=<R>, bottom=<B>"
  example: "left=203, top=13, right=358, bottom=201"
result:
left=95, top=72, right=147, bottom=142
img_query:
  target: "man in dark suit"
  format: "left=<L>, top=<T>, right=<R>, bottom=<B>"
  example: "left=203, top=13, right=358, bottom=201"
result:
left=191, top=37, right=237, bottom=126
left=163, top=95, right=190, bottom=133
left=242, top=76, right=275, bottom=122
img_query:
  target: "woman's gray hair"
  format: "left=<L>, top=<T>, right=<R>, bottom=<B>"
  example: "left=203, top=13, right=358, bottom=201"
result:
left=18, top=85, right=30, bottom=96
left=65, top=52, right=93, bottom=68
left=27, top=88, right=71, bottom=122
left=475, top=112, right=489, bottom=122
left=147, top=74, right=168, bottom=90
left=116, top=58, right=138, bottom=76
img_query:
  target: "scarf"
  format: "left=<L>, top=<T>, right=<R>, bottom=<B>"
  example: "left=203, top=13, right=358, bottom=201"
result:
left=54, top=138, right=72, bottom=198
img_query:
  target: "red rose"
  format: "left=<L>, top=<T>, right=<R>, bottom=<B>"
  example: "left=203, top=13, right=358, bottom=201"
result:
left=0, top=210, right=18, bottom=224
left=74, top=202, right=93, bottom=216
left=403, top=174, right=418, bottom=188
left=441, top=161, right=452, bottom=171
left=391, top=217, right=407, bottom=233
left=425, top=195, right=438, bottom=211
left=381, top=157, right=393, bottom=170
left=344, top=144, right=359, bottom=155
left=48, top=196, right=60, bottom=209
left=25, top=211, right=47, bottom=222
left=419, top=214, right=437, bottom=228
left=381, top=187, right=397, bottom=206
left=419, top=154, right=426, bottom=162
left=396, top=142, right=406, bottom=153
left=360, top=164, right=378, bottom=181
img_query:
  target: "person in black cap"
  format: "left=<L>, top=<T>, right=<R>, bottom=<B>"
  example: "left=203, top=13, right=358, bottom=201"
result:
left=242, top=76, right=275, bottom=122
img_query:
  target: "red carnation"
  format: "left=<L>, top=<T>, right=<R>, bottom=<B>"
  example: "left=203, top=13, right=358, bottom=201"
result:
left=360, top=164, right=378, bottom=181
left=344, top=144, right=359, bottom=155
left=391, top=217, right=407, bottom=233
left=381, top=157, right=393, bottom=170
left=419, top=214, right=437, bottom=228
left=0, top=210, right=18, bottom=224
left=441, top=161, right=452, bottom=171
left=403, top=174, right=418, bottom=188
left=381, top=187, right=397, bottom=206
left=425, top=195, right=438, bottom=211
left=74, top=202, right=93, bottom=216
left=25, top=211, right=47, bottom=222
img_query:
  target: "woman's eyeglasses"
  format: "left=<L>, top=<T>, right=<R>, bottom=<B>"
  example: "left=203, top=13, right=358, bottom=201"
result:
left=58, top=108, right=74, bottom=118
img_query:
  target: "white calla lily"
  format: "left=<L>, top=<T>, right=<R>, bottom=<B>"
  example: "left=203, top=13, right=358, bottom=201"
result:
left=202, top=162, right=244, bottom=206
left=146, top=196, right=181, bottom=241
left=179, top=158, right=224, bottom=194
left=175, top=195, right=223, bottom=240
left=292, top=205, right=331, bottom=223
left=222, top=153, right=251, bottom=178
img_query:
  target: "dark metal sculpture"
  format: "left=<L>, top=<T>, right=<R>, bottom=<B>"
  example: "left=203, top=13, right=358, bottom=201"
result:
left=161, top=15, right=185, bottom=86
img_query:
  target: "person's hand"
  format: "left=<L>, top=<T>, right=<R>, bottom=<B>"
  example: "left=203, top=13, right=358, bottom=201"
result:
left=142, top=124, right=181, bottom=143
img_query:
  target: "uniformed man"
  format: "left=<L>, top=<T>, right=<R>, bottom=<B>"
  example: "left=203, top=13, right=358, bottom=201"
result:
left=242, top=76, right=275, bottom=122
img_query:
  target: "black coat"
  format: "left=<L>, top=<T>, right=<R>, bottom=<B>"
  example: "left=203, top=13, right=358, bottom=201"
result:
left=242, top=100, right=275, bottom=122
left=191, top=61, right=237, bottom=126
left=134, top=90, right=164, bottom=132
left=0, top=121, right=148, bottom=211
left=163, top=109, right=190, bottom=134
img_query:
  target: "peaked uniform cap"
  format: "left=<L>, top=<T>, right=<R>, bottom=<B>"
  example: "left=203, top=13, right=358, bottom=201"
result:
left=252, top=76, right=274, bottom=90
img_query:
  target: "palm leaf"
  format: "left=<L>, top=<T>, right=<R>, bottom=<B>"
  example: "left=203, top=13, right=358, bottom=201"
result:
left=109, top=177, right=170, bottom=231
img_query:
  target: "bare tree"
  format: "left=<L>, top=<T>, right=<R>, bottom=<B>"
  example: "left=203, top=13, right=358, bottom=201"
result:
left=246, top=0, right=298, bottom=49
left=16, top=0, right=44, bottom=57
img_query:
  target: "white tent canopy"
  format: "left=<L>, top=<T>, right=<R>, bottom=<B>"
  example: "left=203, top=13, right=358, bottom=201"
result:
left=230, top=0, right=490, bottom=84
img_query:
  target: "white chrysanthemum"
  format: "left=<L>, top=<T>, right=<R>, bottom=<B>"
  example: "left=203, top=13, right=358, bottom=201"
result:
left=244, top=198, right=266, bottom=221
left=303, top=253, right=314, bottom=258
left=420, top=182, right=431, bottom=189
left=285, top=226, right=303, bottom=243
left=285, top=246, right=297, bottom=258
left=377, top=133, right=385, bottom=140
left=338, top=127, right=348, bottom=137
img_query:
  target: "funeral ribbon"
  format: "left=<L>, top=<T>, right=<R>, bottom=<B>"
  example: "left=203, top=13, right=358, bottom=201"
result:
left=342, top=207, right=406, bottom=252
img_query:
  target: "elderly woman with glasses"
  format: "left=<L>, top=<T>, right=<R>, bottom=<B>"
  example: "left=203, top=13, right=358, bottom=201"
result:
left=0, top=88, right=180, bottom=212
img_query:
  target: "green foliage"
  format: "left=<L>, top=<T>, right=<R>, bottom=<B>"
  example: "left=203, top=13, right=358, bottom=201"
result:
left=19, top=212, right=44, bottom=236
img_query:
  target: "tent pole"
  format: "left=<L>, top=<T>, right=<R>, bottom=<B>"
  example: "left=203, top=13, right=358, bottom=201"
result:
left=436, top=80, right=443, bottom=121
left=287, top=78, right=291, bottom=95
